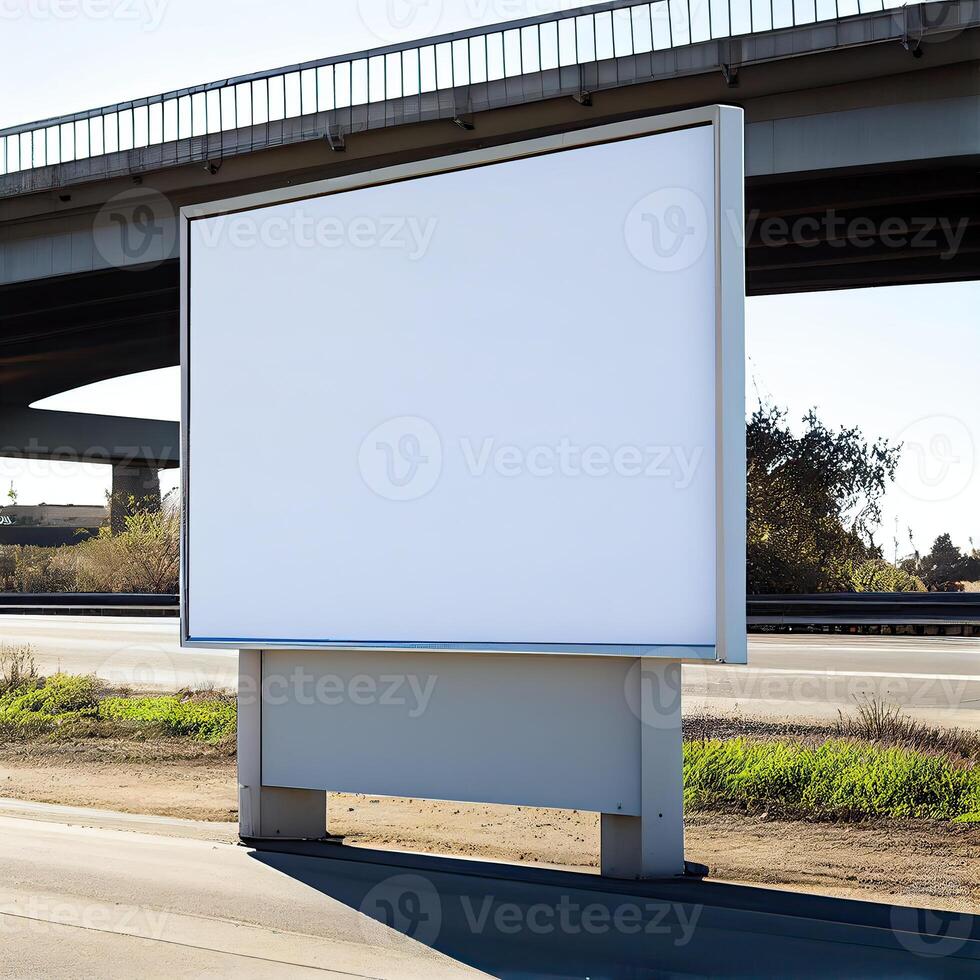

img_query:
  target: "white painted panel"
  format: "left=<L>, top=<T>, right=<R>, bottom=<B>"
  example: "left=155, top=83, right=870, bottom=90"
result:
left=260, top=649, right=642, bottom=813
left=186, top=122, right=728, bottom=651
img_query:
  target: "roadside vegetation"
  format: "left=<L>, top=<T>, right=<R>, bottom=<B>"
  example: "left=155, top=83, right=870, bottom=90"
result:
left=683, top=697, right=980, bottom=822
left=0, top=502, right=179, bottom=593
left=0, top=642, right=233, bottom=745
left=684, top=738, right=980, bottom=823
left=835, top=696, right=980, bottom=760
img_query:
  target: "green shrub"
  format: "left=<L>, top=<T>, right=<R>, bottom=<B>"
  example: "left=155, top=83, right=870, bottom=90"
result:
left=99, top=695, right=236, bottom=743
left=683, top=738, right=980, bottom=821
left=0, top=673, right=104, bottom=740
left=0, top=671, right=235, bottom=744
left=0, top=673, right=102, bottom=716
left=849, top=558, right=926, bottom=593
left=0, top=711, right=55, bottom=739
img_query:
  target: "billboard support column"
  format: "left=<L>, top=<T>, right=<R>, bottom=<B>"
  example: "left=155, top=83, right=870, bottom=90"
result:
left=601, top=658, right=685, bottom=878
left=238, top=649, right=327, bottom=840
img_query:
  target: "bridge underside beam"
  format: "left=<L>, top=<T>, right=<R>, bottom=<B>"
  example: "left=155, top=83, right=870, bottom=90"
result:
left=0, top=262, right=178, bottom=405
left=0, top=406, right=178, bottom=468
left=746, top=157, right=980, bottom=294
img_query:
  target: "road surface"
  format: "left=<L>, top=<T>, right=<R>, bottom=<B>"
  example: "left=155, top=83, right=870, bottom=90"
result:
left=0, top=615, right=978, bottom=726
left=0, top=799, right=481, bottom=979
left=0, top=799, right=974, bottom=978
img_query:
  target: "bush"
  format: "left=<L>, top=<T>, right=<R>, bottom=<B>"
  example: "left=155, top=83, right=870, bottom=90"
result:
left=2, top=673, right=103, bottom=715
left=683, top=738, right=980, bottom=821
left=0, top=671, right=235, bottom=744
left=849, top=558, right=926, bottom=593
left=0, top=673, right=104, bottom=740
left=99, top=695, right=236, bottom=743
left=0, top=545, right=76, bottom=592
left=72, top=506, right=179, bottom=594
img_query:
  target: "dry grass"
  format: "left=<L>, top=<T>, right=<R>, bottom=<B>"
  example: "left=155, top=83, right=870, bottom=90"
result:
left=835, top=697, right=980, bottom=761
left=687, top=700, right=980, bottom=765
left=0, top=643, right=38, bottom=694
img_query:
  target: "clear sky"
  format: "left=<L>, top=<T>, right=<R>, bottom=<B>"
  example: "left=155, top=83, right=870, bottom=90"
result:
left=2, top=2, right=977, bottom=556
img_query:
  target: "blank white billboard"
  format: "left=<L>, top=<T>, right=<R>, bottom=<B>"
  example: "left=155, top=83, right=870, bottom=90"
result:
left=181, top=107, right=745, bottom=659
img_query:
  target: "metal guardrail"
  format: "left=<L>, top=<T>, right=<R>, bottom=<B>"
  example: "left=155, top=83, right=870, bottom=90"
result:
left=0, top=0, right=947, bottom=179
left=1, top=592, right=978, bottom=625
left=749, top=592, right=980, bottom=625
left=0, top=592, right=178, bottom=612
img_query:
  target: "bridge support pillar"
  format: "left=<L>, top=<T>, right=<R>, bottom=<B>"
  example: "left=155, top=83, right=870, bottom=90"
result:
left=237, top=649, right=328, bottom=840
left=110, top=461, right=161, bottom=532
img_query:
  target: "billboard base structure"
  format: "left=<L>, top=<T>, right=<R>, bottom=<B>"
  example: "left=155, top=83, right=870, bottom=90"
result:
left=238, top=650, right=328, bottom=842
left=237, top=649, right=691, bottom=878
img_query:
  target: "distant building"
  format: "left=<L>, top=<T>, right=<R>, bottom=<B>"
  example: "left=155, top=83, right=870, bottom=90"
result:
left=0, top=504, right=106, bottom=546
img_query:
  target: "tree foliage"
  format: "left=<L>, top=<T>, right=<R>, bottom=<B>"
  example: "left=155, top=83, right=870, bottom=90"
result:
left=905, top=533, right=980, bottom=592
left=747, top=402, right=902, bottom=593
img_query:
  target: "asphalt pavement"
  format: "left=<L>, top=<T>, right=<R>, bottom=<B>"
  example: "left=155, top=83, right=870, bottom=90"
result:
left=0, top=800, right=481, bottom=978
left=0, top=799, right=975, bottom=978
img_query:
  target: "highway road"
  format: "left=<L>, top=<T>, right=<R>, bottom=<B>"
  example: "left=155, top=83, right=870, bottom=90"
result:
left=0, top=798, right=975, bottom=978
left=0, top=615, right=978, bottom=726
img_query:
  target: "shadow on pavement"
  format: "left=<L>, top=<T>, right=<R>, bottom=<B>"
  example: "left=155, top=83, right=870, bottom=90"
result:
left=247, top=839, right=980, bottom=978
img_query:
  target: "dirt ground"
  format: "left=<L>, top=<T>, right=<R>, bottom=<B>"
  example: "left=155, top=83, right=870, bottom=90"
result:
left=0, top=742, right=976, bottom=914
left=0, top=741, right=237, bottom=822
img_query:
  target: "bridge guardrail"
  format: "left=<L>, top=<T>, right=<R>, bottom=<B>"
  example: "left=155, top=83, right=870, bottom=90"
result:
left=0, top=0, right=958, bottom=184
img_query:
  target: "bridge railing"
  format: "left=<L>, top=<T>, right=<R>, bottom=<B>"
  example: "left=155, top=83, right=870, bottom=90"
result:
left=0, top=0, right=951, bottom=180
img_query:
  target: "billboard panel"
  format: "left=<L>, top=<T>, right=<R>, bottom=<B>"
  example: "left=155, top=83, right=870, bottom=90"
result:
left=181, top=107, right=745, bottom=659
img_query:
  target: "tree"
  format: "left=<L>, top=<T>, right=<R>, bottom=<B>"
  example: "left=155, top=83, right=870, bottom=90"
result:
left=747, top=402, right=901, bottom=594
left=912, top=533, right=980, bottom=592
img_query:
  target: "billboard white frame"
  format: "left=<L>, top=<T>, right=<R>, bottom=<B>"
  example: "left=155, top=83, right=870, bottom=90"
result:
left=179, top=104, right=745, bottom=663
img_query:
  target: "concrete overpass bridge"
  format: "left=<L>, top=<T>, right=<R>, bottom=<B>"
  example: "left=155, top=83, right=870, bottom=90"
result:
left=0, top=0, right=978, bottom=490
